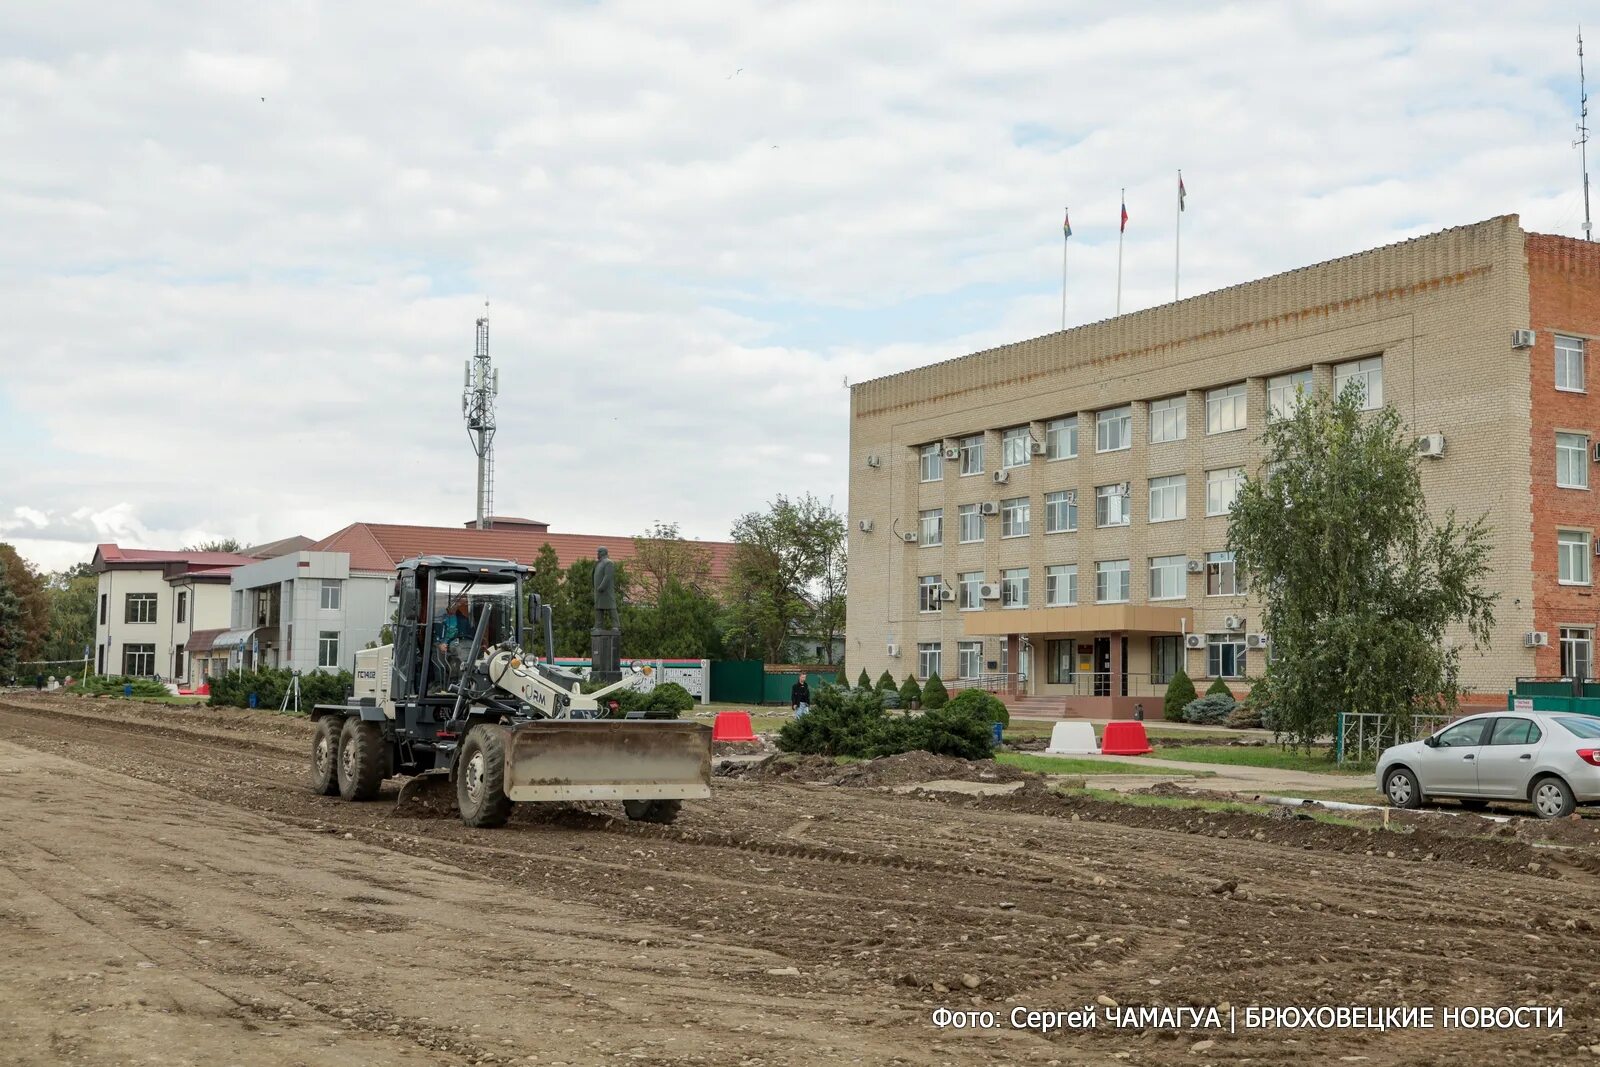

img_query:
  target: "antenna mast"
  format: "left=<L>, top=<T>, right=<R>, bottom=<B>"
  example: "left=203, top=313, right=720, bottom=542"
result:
left=1580, top=27, right=1593, bottom=240
left=463, top=304, right=498, bottom=530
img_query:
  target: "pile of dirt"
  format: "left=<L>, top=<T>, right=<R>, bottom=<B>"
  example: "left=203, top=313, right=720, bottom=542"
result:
left=722, top=750, right=1036, bottom=788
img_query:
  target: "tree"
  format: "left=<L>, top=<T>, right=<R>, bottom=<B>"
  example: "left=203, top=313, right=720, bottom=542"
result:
left=922, top=671, right=949, bottom=709
left=1227, top=385, right=1495, bottom=747
left=525, top=542, right=563, bottom=652
left=1205, top=677, right=1233, bottom=697
left=551, top=556, right=633, bottom=657
left=185, top=538, right=243, bottom=553
left=623, top=578, right=724, bottom=658
left=0, top=545, right=47, bottom=662
left=631, top=522, right=713, bottom=601
left=0, top=561, right=21, bottom=683
left=1163, top=669, right=1197, bottom=721
left=39, top=563, right=98, bottom=668
left=898, top=674, right=922, bottom=709
left=725, top=495, right=846, bottom=663
left=875, top=669, right=896, bottom=693
left=857, top=668, right=871, bottom=690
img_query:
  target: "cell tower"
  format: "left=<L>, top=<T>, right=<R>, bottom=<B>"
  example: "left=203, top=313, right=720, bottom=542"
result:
left=462, top=305, right=498, bottom=530
left=1579, top=27, right=1593, bottom=241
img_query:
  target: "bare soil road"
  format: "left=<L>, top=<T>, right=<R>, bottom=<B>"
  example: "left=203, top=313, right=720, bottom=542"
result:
left=0, top=693, right=1596, bottom=1066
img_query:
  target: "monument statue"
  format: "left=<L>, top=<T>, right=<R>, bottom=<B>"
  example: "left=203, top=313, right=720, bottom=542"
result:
left=592, top=546, right=618, bottom=630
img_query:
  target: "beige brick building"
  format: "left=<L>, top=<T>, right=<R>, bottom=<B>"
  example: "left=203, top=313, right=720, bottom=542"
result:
left=848, top=215, right=1600, bottom=717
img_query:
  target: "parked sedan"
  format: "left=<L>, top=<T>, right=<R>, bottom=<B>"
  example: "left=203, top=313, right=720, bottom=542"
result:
left=1377, top=711, right=1600, bottom=818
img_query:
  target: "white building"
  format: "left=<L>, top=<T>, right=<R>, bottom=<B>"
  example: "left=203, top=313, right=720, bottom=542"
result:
left=91, top=546, right=257, bottom=681
left=214, top=550, right=393, bottom=675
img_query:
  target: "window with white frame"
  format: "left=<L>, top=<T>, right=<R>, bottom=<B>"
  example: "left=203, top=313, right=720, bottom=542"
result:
left=125, top=593, right=157, bottom=624
left=1208, top=633, right=1245, bottom=678
left=919, top=443, right=943, bottom=482
left=1148, top=396, right=1186, bottom=443
left=919, top=508, right=943, bottom=546
left=1095, top=559, right=1130, bottom=603
left=1206, top=467, right=1245, bottom=516
left=958, top=571, right=983, bottom=610
left=1000, top=496, right=1030, bottom=538
left=1557, top=433, right=1589, bottom=489
left=123, top=643, right=156, bottom=676
left=318, top=631, right=341, bottom=669
left=1095, top=483, right=1130, bottom=527
left=1149, top=555, right=1186, bottom=600
left=1206, top=550, right=1239, bottom=595
left=1096, top=406, right=1131, bottom=452
left=1334, top=356, right=1383, bottom=410
left=1561, top=628, right=1594, bottom=679
left=1044, top=490, right=1077, bottom=533
left=1001, top=567, right=1029, bottom=608
left=1001, top=426, right=1031, bottom=468
left=1148, top=474, right=1186, bottom=523
left=918, top=642, right=943, bottom=679
left=1557, top=335, right=1586, bottom=392
left=958, top=503, right=983, bottom=543
left=958, top=641, right=983, bottom=679
left=1046, top=416, right=1078, bottom=460
left=1045, top=564, right=1077, bottom=606
left=918, top=575, right=943, bottom=613
left=176, top=591, right=187, bottom=624
left=958, top=434, right=984, bottom=475
left=1268, top=369, right=1313, bottom=421
left=1558, top=529, right=1592, bottom=585
left=1206, top=383, right=1247, bottom=434
left=320, top=578, right=342, bottom=610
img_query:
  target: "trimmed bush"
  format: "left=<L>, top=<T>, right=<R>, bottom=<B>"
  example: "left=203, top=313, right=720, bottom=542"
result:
left=1163, top=669, right=1198, bottom=721
left=776, top=684, right=994, bottom=761
left=207, top=668, right=352, bottom=711
left=644, top=681, right=695, bottom=713
left=1205, top=677, right=1234, bottom=698
left=947, top=687, right=1008, bottom=727
left=82, top=675, right=169, bottom=698
left=921, top=671, right=949, bottom=709
left=875, top=670, right=897, bottom=693
left=857, top=669, right=872, bottom=690
left=1182, top=693, right=1237, bottom=725
left=1225, top=703, right=1263, bottom=729
left=898, top=674, right=922, bottom=709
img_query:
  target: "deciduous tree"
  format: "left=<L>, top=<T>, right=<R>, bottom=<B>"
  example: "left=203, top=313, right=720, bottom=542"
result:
left=725, top=495, right=845, bottom=663
left=0, top=545, right=47, bottom=662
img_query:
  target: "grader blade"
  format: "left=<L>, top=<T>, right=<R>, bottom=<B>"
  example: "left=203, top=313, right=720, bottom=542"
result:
left=503, top=720, right=712, bottom=803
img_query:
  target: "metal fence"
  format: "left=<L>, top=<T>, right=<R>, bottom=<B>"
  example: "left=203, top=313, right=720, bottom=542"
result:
left=1335, top=710, right=1457, bottom=767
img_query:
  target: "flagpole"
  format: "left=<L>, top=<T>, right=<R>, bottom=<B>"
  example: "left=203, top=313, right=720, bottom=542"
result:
left=1061, top=208, right=1068, bottom=331
left=1115, top=187, right=1124, bottom=316
left=1175, top=169, right=1182, bottom=302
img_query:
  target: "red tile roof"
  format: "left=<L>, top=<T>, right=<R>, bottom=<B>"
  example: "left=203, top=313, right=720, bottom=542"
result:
left=93, top=545, right=258, bottom=573
left=310, top=522, right=738, bottom=584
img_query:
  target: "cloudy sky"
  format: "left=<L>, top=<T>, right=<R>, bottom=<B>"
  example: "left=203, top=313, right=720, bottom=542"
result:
left=1, top=1, right=1592, bottom=571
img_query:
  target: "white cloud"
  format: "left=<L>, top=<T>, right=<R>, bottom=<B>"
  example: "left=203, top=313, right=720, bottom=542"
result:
left=0, top=2, right=1591, bottom=570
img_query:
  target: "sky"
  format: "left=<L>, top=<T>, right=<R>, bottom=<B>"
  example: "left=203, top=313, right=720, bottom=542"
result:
left=1, top=1, right=1594, bottom=572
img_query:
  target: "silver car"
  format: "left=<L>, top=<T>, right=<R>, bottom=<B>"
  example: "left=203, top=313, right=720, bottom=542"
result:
left=1377, top=710, right=1600, bottom=818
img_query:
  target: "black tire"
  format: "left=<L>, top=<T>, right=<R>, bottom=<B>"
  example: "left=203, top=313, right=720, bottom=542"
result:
left=1530, top=775, right=1577, bottom=819
left=456, top=727, right=512, bottom=828
left=1384, top=766, right=1422, bottom=810
left=624, top=799, right=682, bottom=825
left=309, top=716, right=341, bottom=796
left=337, top=717, right=385, bottom=801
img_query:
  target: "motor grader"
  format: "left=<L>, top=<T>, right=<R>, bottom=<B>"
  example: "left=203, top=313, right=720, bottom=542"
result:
left=308, top=555, right=711, bottom=827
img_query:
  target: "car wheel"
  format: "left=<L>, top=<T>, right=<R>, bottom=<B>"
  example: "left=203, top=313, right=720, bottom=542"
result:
left=1384, top=767, right=1422, bottom=810
left=1530, top=776, right=1576, bottom=819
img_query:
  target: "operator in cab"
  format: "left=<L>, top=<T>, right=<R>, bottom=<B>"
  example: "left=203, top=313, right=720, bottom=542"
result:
left=435, top=596, right=472, bottom=674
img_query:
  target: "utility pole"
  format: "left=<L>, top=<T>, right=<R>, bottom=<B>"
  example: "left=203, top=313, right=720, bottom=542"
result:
left=1579, top=27, right=1593, bottom=241
left=463, top=304, right=498, bottom=530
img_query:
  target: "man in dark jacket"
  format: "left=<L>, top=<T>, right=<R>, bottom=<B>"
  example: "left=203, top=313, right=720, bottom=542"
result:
left=790, top=673, right=810, bottom=718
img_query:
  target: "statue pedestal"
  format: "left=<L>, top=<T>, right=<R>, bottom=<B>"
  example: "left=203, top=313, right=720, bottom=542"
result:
left=590, top=628, right=622, bottom=685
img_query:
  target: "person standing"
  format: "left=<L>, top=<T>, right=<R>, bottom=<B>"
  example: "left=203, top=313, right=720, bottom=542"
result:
left=790, top=672, right=810, bottom=718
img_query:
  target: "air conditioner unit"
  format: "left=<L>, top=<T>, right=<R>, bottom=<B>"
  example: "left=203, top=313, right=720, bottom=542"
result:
left=1185, top=559, right=1204, bottom=574
left=900, top=531, right=918, bottom=543
left=992, top=470, right=1010, bottom=485
left=1224, top=614, right=1246, bottom=630
left=886, top=643, right=901, bottom=657
left=978, top=582, right=1002, bottom=601
left=938, top=587, right=957, bottom=602
left=979, top=501, right=1000, bottom=516
left=1183, top=633, right=1206, bottom=650
left=1524, top=631, right=1550, bottom=648
left=1029, top=440, right=1047, bottom=455
left=858, top=519, right=874, bottom=533
left=1592, top=441, right=1600, bottom=463
left=943, top=446, right=961, bottom=460
left=866, top=454, right=882, bottom=468
left=1245, top=633, right=1270, bottom=650
left=1415, top=433, right=1445, bottom=459
left=1511, top=328, right=1536, bottom=349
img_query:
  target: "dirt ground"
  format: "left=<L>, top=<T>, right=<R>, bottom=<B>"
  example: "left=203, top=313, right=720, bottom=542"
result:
left=1, top=693, right=1597, bottom=1066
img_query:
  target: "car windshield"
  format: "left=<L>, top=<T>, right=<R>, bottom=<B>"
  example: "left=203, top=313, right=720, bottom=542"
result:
left=435, top=578, right=519, bottom=647
left=1553, top=715, right=1600, bottom=739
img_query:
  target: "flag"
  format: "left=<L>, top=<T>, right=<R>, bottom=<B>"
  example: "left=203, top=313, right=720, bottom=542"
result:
left=1120, top=198, right=1129, bottom=233
left=1178, top=173, right=1187, bottom=212
left=1062, top=208, right=1072, bottom=241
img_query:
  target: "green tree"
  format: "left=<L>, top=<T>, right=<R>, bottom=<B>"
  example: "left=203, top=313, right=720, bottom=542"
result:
left=0, top=560, right=21, bottom=682
left=898, top=673, right=922, bottom=708
left=1205, top=677, right=1233, bottom=697
left=631, top=522, right=714, bottom=600
left=724, top=495, right=846, bottom=663
left=875, top=669, right=896, bottom=693
left=1163, top=668, right=1198, bottom=721
left=921, top=671, right=949, bottom=709
left=39, top=563, right=97, bottom=668
left=551, top=556, right=627, bottom=657
left=623, top=578, right=724, bottom=658
left=185, top=538, right=243, bottom=553
left=857, top=668, right=871, bottom=690
left=1227, top=385, right=1495, bottom=747
left=0, top=545, right=47, bottom=662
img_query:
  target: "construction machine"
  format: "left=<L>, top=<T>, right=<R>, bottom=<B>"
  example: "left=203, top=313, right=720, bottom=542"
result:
left=307, top=555, right=711, bottom=827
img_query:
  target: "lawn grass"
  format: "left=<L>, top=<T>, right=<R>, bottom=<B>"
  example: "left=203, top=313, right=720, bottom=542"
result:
left=1057, top=786, right=1375, bottom=829
left=1145, top=744, right=1368, bottom=775
left=996, top=752, right=1210, bottom=777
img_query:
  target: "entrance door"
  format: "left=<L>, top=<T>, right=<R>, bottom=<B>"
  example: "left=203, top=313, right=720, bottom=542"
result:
left=1093, top=637, right=1111, bottom=696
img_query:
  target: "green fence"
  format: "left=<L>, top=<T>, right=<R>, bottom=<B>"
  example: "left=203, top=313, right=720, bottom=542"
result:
left=710, top=660, right=764, bottom=704
left=763, top=670, right=839, bottom=704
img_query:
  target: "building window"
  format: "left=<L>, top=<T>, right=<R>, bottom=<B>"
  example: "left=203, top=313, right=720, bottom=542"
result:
left=1557, top=433, right=1589, bottom=490
left=99, top=593, right=107, bottom=625
left=1096, top=405, right=1131, bottom=452
left=1561, top=628, right=1594, bottom=679
left=920, top=443, right=943, bottom=482
left=1267, top=370, right=1313, bottom=421
left=1150, top=636, right=1182, bottom=685
left=959, top=434, right=984, bottom=476
left=1206, top=467, right=1245, bottom=516
left=1206, top=550, right=1239, bottom=596
left=1046, top=416, right=1078, bottom=460
left=1558, top=530, right=1592, bottom=585
left=1047, top=639, right=1076, bottom=684
left=1002, top=427, right=1031, bottom=468
left=124, top=593, right=157, bottom=624
left=918, top=642, right=942, bottom=679
left=958, top=641, right=983, bottom=680
left=318, top=631, right=341, bottom=669
left=1044, top=490, right=1078, bottom=533
left=958, top=504, right=983, bottom=543
left=919, top=509, right=944, bottom=546
left=1095, top=560, right=1130, bottom=604
left=122, top=643, right=156, bottom=677
left=1557, top=335, right=1586, bottom=393
left=958, top=571, right=983, bottom=610
left=918, top=575, right=943, bottom=613
left=320, top=578, right=342, bottom=609
left=1045, top=564, right=1077, bottom=607
left=1208, top=633, right=1245, bottom=678
left=1095, top=483, right=1130, bottom=527
left=1334, top=356, right=1384, bottom=410
left=1000, top=497, right=1030, bottom=538
left=1001, top=567, right=1029, bottom=608
left=1149, top=555, right=1186, bottom=601
left=176, top=591, right=187, bottom=624
left=1206, top=383, right=1247, bottom=435
left=1148, top=474, right=1186, bottom=523
left=1148, top=396, right=1186, bottom=443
